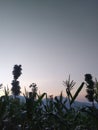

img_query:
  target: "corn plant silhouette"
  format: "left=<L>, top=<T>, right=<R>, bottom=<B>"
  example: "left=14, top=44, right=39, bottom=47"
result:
left=85, top=74, right=95, bottom=106
left=11, top=64, right=22, bottom=96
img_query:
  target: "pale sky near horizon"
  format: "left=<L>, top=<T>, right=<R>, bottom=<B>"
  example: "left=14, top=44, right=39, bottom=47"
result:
left=0, top=0, right=98, bottom=101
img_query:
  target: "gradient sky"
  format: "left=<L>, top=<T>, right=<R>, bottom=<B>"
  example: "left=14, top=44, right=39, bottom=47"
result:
left=0, top=0, right=98, bottom=101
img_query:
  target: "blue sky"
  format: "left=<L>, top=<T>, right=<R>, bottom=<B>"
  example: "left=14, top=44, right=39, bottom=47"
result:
left=0, top=0, right=98, bottom=101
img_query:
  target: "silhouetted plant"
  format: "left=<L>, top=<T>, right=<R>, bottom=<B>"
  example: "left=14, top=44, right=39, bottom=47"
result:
left=11, top=65, right=22, bottom=96
left=63, top=75, right=84, bottom=107
left=29, top=83, right=37, bottom=99
left=12, top=64, right=22, bottom=80
left=85, top=74, right=95, bottom=106
left=1, top=65, right=98, bottom=130
left=81, top=106, right=98, bottom=130
left=63, top=75, right=75, bottom=106
left=70, top=82, right=84, bottom=105
left=94, top=78, right=98, bottom=103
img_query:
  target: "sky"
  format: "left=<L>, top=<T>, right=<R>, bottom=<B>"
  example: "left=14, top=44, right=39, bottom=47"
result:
left=0, top=0, right=98, bottom=101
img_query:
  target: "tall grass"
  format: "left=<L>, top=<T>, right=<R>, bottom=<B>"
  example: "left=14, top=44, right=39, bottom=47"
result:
left=0, top=66, right=98, bottom=130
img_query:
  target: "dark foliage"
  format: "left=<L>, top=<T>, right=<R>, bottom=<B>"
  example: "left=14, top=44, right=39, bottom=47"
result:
left=0, top=66, right=98, bottom=130
left=11, top=65, right=22, bottom=96
left=85, top=74, right=95, bottom=103
left=12, top=65, right=22, bottom=80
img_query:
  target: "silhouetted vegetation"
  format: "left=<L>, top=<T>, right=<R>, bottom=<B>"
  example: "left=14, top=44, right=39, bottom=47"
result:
left=11, top=65, right=22, bottom=96
left=85, top=74, right=94, bottom=102
left=0, top=65, right=98, bottom=130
